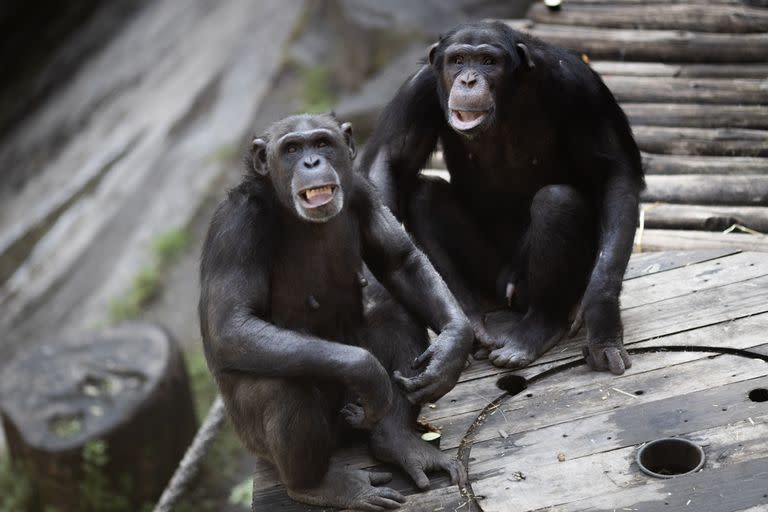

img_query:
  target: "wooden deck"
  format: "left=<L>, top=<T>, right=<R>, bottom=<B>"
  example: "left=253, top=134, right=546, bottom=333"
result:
left=251, top=250, right=768, bottom=511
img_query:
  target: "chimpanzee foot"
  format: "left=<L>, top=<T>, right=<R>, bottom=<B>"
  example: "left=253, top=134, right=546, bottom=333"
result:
left=371, top=428, right=466, bottom=490
left=488, top=314, right=566, bottom=369
left=287, top=467, right=406, bottom=511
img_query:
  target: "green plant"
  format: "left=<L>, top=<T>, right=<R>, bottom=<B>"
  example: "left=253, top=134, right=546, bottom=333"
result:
left=80, top=440, right=132, bottom=512
left=300, top=65, right=335, bottom=113
left=0, top=453, right=34, bottom=512
left=228, top=478, right=252, bottom=509
left=109, top=227, right=190, bottom=322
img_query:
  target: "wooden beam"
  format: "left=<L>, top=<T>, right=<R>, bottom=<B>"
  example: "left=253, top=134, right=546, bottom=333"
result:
left=528, top=3, right=768, bottom=33
left=642, top=153, right=768, bottom=175
left=623, top=103, right=768, bottom=129
left=633, top=126, right=768, bottom=157
left=604, top=76, right=768, bottom=105
left=643, top=175, right=768, bottom=205
left=504, top=20, right=768, bottom=62
left=641, top=203, right=768, bottom=231
left=591, top=61, right=768, bottom=78
left=635, top=229, right=768, bottom=252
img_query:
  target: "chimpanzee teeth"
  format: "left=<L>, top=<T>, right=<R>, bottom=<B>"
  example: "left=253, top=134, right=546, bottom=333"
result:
left=304, top=186, right=333, bottom=200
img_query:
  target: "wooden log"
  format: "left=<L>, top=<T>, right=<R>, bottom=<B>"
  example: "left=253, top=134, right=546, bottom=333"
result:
left=632, top=126, right=768, bottom=157
left=0, top=323, right=198, bottom=510
left=528, top=3, right=768, bottom=33
left=641, top=203, right=768, bottom=231
left=642, top=153, right=768, bottom=175
left=603, top=76, right=768, bottom=105
left=504, top=20, right=768, bottom=62
left=642, top=175, right=768, bottom=205
left=623, top=103, right=768, bottom=129
left=635, top=229, right=768, bottom=252
left=591, top=61, right=768, bottom=78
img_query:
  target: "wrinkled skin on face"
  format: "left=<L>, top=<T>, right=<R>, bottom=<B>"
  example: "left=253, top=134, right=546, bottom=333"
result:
left=251, top=116, right=356, bottom=223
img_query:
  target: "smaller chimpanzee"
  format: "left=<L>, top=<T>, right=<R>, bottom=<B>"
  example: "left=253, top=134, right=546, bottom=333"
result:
left=199, top=114, right=471, bottom=510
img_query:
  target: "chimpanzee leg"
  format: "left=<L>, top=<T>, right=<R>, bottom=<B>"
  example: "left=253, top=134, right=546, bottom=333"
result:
left=358, top=287, right=466, bottom=490
left=224, top=378, right=405, bottom=510
left=489, top=185, right=595, bottom=369
left=407, top=175, right=504, bottom=311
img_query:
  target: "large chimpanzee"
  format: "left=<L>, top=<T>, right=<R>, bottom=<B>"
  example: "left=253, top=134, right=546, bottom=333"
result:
left=199, top=114, right=471, bottom=510
left=359, top=21, right=644, bottom=375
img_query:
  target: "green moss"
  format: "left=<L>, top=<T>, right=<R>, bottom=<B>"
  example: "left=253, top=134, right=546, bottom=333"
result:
left=0, top=453, right=34, bottom=512
left=50, top=414, right=83, bottom=438
left=108, top=227, right=190, bottom=322
left=300, top=65, right=336, bottom=114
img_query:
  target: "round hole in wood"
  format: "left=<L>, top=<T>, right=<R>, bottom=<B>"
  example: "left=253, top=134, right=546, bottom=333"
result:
left=636, top=438, right=705, bottom=479
left=749, top=388, right=768, bottom=403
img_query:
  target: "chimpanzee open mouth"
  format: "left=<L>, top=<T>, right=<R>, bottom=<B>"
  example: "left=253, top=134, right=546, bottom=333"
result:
left=450, top=109, right=489, bottom=131
left=298, top=185, right=337, bottom=208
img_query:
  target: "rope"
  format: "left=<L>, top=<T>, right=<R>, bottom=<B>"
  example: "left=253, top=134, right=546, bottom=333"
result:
left=153, top=395, right=227, bottom=512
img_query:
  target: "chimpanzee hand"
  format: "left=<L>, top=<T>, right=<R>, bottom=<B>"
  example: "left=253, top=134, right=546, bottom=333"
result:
left=342, top=348, right=394, bottom=429
left=577, top=295, right=631, bottom=375
left=393, top=326, right=472, bottom=404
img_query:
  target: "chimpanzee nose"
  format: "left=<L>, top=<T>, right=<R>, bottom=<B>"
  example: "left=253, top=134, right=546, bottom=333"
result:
left=460, top=72, right=477, bottom=88
left=303, top=155, right=321, bottom=169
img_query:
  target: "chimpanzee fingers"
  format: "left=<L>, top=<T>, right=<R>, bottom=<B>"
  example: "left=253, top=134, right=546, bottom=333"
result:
left=402, top=462, right=431, bottom=490
left=605, top=348, right=627, bottom=375
left=393, top=370, right=425, bottom=392
left=412, top=347, right=433, bottom=369
left=581, top=345, right=606, bottom=371
left=369, top=496, right=404, bottom=509
left=405, top=381, right=443, bottom=405
left=621, top=348, right=633, bottom=370
left=367, top=471, right=393, bottom=485
left=340, top=403, right=367, bottom=428
left=443, top=459, right=467, bottom=487
left=375, top=487, right=406, bottom=503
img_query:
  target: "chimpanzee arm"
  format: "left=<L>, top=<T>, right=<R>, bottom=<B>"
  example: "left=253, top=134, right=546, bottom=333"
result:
left=359, top=65, right=442, bottom=217
left=355, top=178, right=473, bottom=404
left=200, top=191, right=392, bottom=426
left=575, top=109, right=643, bottom=375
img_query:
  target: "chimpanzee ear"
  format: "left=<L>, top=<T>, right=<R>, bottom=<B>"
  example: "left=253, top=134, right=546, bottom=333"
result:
left=341, top=122, right=356, bottom=160
left=427, top=42, right=439, bottom=65
left=516, top=43, right=535, bottom=69
left=251, top=138, right=268, bottom=175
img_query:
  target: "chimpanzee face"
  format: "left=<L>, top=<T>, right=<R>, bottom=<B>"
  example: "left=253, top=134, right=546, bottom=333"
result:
left=251, top=115, right=356, bottom=223
left=429, top=23, right=535, bottom=136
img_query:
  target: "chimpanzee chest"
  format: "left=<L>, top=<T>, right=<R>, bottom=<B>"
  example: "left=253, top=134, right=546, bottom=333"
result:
left=268, top=213, right=365, bottom=343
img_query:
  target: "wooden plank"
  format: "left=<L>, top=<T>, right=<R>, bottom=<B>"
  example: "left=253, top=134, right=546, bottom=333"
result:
left=471, top=374, right=768, bottom=511
left=557, top=0, right=748, bottom=5
left=636, top=229, right=768, bottom=252
left=642, top=153, right=768, bottom=175
left=620, top=251, right=767, bottom=308
left=504, top=20, right=768, bottom=63
left=641, top=203, right=768, bottom=232
left=429, top=319, right=768, bottom=432
left=606, top=76, right=768, bottom=105
left=633, top=126, right=768, bottom=157
left=642, top=175, right=768, bottom=206
left=528, top=3, right=768, bottom=33
left=623, top=103, right=768, bottom=129
left=623, top=248, right=739, bottom=279
left=591, top=61, right=768, bottom=78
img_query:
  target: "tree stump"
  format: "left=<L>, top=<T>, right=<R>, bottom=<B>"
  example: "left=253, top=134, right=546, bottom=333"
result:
left=0, top=322, right=197, bottom=510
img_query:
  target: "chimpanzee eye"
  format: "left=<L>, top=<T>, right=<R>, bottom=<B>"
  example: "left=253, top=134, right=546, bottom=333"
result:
left=286, top=144, right=297, bottom=154
left=453, top=56, right=464, bottom=65
left=316, top=140, right=328, bottom=148
left=484, top=57, right=495, bottom=65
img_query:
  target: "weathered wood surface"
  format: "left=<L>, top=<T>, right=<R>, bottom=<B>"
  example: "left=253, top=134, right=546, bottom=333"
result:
left=529, top=3, right=768, bottom=33
left=604, top=76, right=768, bottom=105
left=504, top=20, right=768, bottom=63
left=641, top=203, right=768, bottom=231
left=642, top=175, right=768, bottom=205
left=633, top=126, right=768, bottom=157
left=591, top=61, right=768, bottom=79
left=642, top=154, right=768, bottom=176
left=250, top=251, right=768, bottom=511
left=623, top=104, right=768, bottom=130
left=636, top=229, right=768, bottom=252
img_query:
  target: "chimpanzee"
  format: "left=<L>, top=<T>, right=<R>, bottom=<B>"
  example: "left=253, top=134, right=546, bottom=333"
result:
left=199, top=113, right=471, bottom=510
left=359, top=21, right=644, bottom=375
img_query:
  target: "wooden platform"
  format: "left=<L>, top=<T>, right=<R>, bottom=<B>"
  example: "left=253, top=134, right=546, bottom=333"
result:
left=250, top=250, right=768, bottom=511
